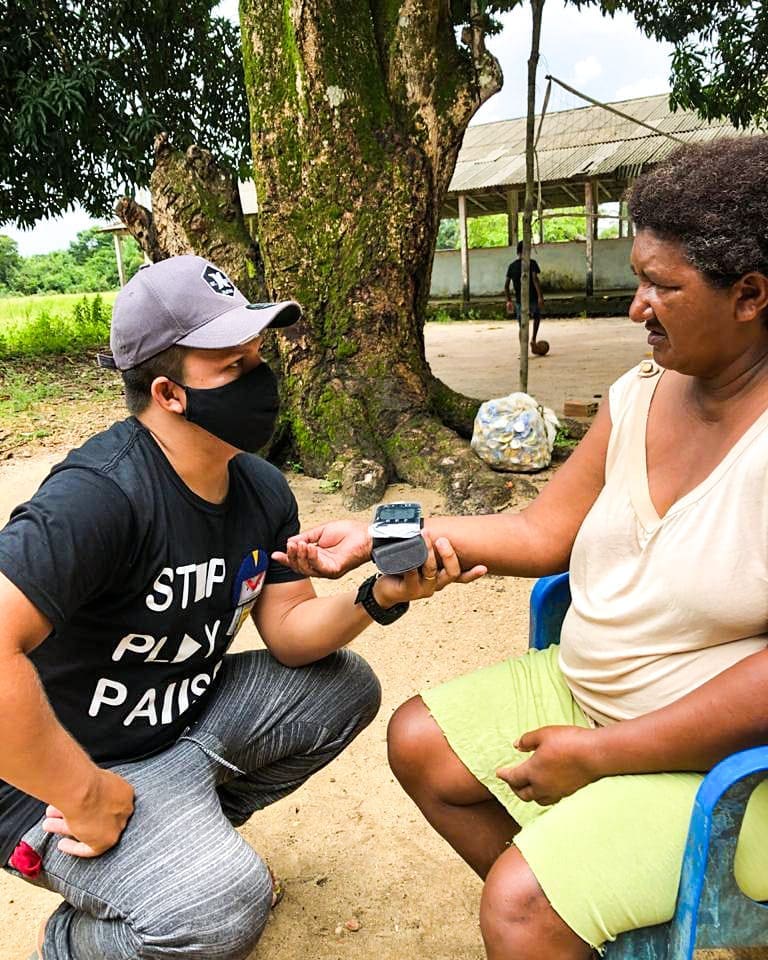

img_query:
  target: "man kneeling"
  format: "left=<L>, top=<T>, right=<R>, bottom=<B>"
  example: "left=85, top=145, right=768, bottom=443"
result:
left=0, top=257, right=478, bottom=960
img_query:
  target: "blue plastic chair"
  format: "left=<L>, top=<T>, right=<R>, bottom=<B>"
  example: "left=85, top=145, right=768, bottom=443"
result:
left=529, top=572, right=768, bottom=959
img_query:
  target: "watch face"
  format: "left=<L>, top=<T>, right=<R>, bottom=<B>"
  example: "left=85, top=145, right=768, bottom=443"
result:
left=374, top=502, right=421, bottom=525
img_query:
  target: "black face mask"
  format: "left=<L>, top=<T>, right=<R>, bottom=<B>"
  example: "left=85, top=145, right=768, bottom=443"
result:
left=178, top=362, right=280, bottom=453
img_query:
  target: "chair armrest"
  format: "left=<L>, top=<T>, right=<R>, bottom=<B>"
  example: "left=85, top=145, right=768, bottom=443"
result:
left=670, top=745, right=768, bottom=955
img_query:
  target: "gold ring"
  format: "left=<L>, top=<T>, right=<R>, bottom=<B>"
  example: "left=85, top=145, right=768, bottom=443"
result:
left=423, top=574, right=437, bottom=581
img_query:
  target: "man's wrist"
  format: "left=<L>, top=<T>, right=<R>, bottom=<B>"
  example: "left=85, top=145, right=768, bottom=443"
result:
left=355, top=574, right=409, bottom=625
left=371, top=576, right=396, bottom=610
left=363, top=527, right=374, bottom=564
left=49, top=760, right=104, bottom=817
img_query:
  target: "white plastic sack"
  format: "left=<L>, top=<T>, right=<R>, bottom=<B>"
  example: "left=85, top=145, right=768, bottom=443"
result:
left=471, top=392, right=560, bottom=472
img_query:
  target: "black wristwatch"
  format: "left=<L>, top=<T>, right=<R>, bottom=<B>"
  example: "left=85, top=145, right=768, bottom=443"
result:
left=355, top=574, right=409, bottom=626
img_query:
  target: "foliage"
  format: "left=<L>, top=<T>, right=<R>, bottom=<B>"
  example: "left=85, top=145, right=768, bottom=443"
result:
left=2, top=0, right=766, bottom=236
left=0, top=235, right=21, bottom=290
left=605, top=0, right=768, bottom=129
left=437, top=219, right=460, bottom=249
left=1, top=229, right=142, bottom=295
left=0, top=370, right=65, bottom=415
left=0, top=290, right=118, bottom=328
left=1, top=1, right=249, bottom=226
left=532, top=212, right=587, bottom=243
left=438, top=208, right=591, bottom=248
left=0, top=294, right=111, bottom=358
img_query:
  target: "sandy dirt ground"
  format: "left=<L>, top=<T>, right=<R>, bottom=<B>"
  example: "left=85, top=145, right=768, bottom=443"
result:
left=0, top=318, right=761, bottom=959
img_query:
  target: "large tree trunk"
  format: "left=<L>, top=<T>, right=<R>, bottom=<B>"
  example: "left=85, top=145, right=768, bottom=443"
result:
left=239, top=0, right=536, bottom=512
left=115, top=134, right=266, bottom=300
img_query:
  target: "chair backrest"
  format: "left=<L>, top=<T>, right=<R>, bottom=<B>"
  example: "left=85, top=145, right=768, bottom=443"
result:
left=528, top=571, right=571, bottom=650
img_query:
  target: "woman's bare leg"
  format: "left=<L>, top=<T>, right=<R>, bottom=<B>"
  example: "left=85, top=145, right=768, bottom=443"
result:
left=481, top=845, right=595, bottom=960
left=387, top=696, right=518, bottom=878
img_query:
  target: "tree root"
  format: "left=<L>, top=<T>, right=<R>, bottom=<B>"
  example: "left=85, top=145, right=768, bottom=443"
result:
left=301, top=408, right=538, bottom=514
left=426, top=373, right=481, bottom=439
left=384, top=412, right=538, bottom=514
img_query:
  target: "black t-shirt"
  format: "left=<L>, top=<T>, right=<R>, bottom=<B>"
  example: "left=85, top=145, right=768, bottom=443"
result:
left=0, top=418, right=304, bottom=864
left=506, top=257, right=541, bottom=302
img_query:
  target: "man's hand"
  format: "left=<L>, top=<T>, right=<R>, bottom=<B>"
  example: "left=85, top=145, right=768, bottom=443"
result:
left=496, top=725, right=599, bottom=806
left=43, top=768, right=135, bottom=857
left=373, top=535, right=486, bottom=607
left=273, top=520, right=372, bottom=579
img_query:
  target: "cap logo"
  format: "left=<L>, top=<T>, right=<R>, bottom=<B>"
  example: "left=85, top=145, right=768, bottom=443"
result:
left=202, top=264, right=236, bottom=297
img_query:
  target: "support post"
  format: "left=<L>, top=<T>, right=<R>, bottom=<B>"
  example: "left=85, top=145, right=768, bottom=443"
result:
left=459, top=194, right=470, bottom=304
left=506, top=189, right=519, bottom=249
left=585, top=180, right=595, bottom=298
left=113, top=233, right=127, bottom=287
left=626, top=179, right=635, bottom=236
left=618, top=200, right=625, bottom=238
left=592, top=180, right=599, bottom=239
left=521, top=0, right=545, bottom=393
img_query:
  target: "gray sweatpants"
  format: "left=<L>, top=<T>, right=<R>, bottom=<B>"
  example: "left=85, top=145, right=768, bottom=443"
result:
left=7, top=648, right=381, bottom=960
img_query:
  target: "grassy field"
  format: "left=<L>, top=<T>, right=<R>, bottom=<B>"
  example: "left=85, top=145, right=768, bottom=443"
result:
left=0, top=290, right=115, bottom=361
left=0, top=290, right=118, bottom=329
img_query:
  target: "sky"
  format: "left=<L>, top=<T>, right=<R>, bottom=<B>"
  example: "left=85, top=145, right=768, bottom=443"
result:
left=3, top=1, right=673, bottom=256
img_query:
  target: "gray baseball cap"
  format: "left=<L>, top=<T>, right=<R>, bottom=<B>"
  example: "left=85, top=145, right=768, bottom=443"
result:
left=101, top=255, right=301, bottom=371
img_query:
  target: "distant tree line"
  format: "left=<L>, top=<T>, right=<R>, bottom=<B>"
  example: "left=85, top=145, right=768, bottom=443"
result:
left=0, top=228, right=143, bottom=296
left=436, top=208, right=619, bottom=250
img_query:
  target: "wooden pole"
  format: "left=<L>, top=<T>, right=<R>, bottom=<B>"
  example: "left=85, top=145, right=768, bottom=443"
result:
left=585, top=179, right=595, bottom=297
left=113, top=233, right=127, bottom=287
left=618, top=200, right=625, bottom=238
left=458, top=194, right=470, bottom=305
left=521, top=0, right=545, bottom=394
left=592, top=181, right=600, bottom=239
left=506, top=189, right=519, bottom=249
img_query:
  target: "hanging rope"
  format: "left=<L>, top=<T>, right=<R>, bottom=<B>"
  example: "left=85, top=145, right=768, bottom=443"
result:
left=545, top=74, right=686, bottom=145
left=533, top=76, right=552, bottom=239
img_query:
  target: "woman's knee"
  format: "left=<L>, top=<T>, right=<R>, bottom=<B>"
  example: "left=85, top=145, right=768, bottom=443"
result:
left=387, top=695, right=475, bottom=804
left=388, top=696, right=437, bottom=778
left=480, top=848, right=592, bottom=960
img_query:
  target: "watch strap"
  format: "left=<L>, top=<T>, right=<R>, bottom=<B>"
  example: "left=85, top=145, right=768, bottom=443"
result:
left=355, top=574, right=409, bottom=625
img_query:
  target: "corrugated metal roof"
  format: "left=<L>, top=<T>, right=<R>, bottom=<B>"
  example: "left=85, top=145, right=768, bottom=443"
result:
left=448, top=92, right=752, bottom=197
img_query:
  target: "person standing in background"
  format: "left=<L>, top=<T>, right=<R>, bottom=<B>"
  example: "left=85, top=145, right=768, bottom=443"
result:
left=505, top=240, right=545, bottom=348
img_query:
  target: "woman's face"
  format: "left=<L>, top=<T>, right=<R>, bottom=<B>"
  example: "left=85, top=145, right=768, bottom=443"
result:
left=628, top=230, right=738, bottom=376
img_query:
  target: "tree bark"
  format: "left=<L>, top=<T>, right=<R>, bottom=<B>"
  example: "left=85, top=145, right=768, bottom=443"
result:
left=240, top=0, right=534, bottom=512
left=115, top=134, right=266, bottom=300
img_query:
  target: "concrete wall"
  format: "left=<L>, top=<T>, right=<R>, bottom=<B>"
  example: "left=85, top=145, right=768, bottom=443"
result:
left=429, top=237, right=636, bottom=298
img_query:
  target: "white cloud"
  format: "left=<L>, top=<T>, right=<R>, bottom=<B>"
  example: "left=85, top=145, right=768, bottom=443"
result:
left=572, top=55, right=603, bottom=86
left=614, top=76, right=671, bottom=100
left=1, top=209, right=107, bottom=256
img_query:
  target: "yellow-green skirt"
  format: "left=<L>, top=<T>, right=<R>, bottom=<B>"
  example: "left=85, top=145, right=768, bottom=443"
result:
left=421, top=644, right=768, bottom=951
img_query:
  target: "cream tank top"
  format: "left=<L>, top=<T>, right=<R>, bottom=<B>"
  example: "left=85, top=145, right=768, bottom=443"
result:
left=559, top=361, right=768, bottom=725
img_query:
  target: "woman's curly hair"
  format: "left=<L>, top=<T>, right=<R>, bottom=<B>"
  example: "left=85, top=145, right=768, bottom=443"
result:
left=627, top=136, right=768, bottom=287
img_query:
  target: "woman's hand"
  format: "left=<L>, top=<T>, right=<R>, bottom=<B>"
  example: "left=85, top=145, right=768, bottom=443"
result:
left=496, top=725, right=600, bottom=805
left=373, top=534, right=487, bottom=608
left=272, top=521, right=372, bottom=579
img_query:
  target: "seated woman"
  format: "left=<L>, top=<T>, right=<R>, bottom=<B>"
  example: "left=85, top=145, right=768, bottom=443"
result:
left=275, top=136, right=768, bottom=958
